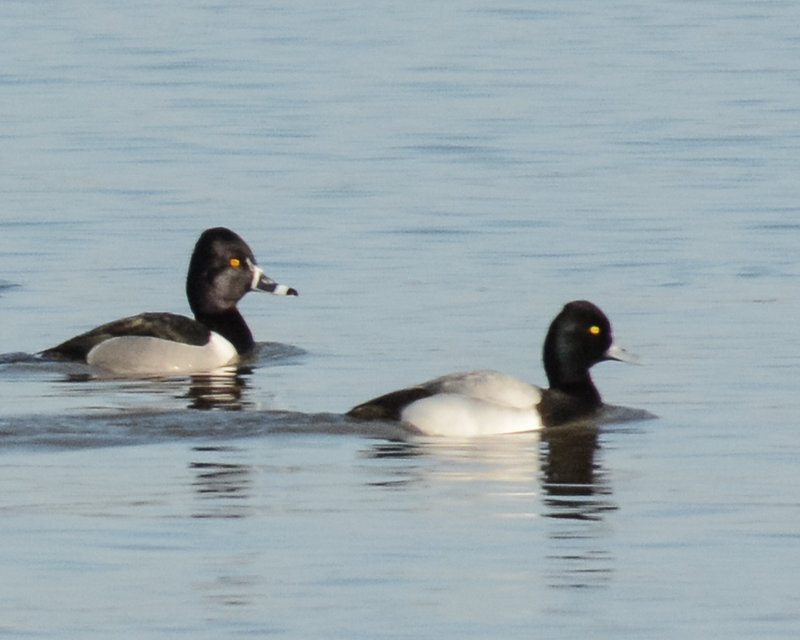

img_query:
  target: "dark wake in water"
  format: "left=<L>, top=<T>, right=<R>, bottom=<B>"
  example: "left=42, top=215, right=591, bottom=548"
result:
left=0, top=409, right=415, bottom=451
left=0, top=280, right=19, bottom=295
left=0, top=404, right=655, bottom=452
left=0, top=342, right=655, bottom=451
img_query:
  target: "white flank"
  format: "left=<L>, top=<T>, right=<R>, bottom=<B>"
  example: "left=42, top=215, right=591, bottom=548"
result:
left=401, top=394, right=543, bottom=437
left=86, top=332, right=238, bottom=376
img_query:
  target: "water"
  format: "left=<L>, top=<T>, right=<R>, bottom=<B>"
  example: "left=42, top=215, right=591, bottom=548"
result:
left=2, top=0, right=800, bottom=637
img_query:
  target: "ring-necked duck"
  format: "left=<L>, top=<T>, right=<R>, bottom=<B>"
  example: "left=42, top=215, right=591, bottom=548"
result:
left=42, top=227, right=297, bottom=375
left=347, top=300, right=635, bottom=436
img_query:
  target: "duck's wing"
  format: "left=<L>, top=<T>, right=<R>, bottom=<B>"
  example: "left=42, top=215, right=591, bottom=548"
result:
left=346, top=370, right=542, bottom=422
left=346, top=385, right=434, bottom=421
left=425, top=370, right=542, bottom=409
left=41, top=312, right=210, bottom=361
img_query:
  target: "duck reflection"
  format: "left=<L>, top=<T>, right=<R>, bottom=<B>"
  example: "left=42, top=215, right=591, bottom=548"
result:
left=540, top=423, right=616, bottom=521
left=190, top=445, right=253, bottom=519
left=361, top=421, right=617, bottom=523
left=188, top=445, right=260, bottom=612
left=53, top=363, right=254, bottom=411
left=183, top=367, right=252, bottom=410
left=539, top=423, right=617, bottom=590
left=362, top=420, right=620, bottom=590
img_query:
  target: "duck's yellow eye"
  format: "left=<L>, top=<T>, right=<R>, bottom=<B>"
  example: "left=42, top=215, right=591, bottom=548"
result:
left=589, top=325, right=601, bottom=335
left=229, top=258, right=241, bottom=268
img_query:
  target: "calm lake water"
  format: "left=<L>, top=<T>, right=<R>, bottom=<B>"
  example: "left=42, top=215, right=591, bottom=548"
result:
left=2, top=1, right=800, bottom=637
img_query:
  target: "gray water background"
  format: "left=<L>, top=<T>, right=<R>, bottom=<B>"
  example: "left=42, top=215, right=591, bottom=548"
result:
left=1, top=1, right=799, bottom=637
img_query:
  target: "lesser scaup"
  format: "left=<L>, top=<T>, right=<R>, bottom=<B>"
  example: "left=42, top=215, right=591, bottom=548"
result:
left=346, top=300, right=635, bottom=436
left=42, top=227, right=298, bottom=375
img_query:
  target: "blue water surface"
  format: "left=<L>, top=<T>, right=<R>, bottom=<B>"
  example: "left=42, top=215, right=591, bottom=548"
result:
left=1, top=1, right=799, bottom=638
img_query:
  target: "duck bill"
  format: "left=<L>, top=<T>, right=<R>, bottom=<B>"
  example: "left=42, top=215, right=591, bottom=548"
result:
left=251, top=266, right=298, bottom=296
left=603, top=342, right=640, bottom=364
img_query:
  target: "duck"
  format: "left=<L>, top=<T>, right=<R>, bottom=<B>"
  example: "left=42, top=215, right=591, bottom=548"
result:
left=346, top=300, right=636, bottom=436
left=41, top=227, right=298, bottom=375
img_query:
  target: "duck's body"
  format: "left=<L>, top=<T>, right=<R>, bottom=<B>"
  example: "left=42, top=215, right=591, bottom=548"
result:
left=347, top=300, right=634, bottom=436
left=42, top=227, right=297, bottom=375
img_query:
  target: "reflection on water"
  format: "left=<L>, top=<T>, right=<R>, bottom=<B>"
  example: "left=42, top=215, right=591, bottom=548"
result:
left=540, top=422, right=618, bottom=590
left=191, top=445, right=254, bottom=519
left=184, top=369, right=251, bottom=410
left=542, top=425, right=600, bottom=487
left=0, top=341, right=305, bottom=414
left=363, top=424, right=619, bottom=591
left=361, top=441, right=427, bottom=490
left=53, top=367, right=256, bottom=411
left=363, top=433, right=541, bottom=497
left=189, top=446, right=261, bottom=613
left=541, top=424, right=616, bottom=521
left=363, top=421, right=618, bottom=520
left=181, top=422, right=621, bottom=596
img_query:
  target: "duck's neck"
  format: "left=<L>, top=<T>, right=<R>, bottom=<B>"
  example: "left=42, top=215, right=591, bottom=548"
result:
left=539, top=374, right=602, bottom=427
left=541, top=331, right=605, bottom=425
left=195, top=309, right=255, bottom=354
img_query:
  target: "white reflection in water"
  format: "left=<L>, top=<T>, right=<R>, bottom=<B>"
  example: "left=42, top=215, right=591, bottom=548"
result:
left=180, top=416, right=631, bottom=602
